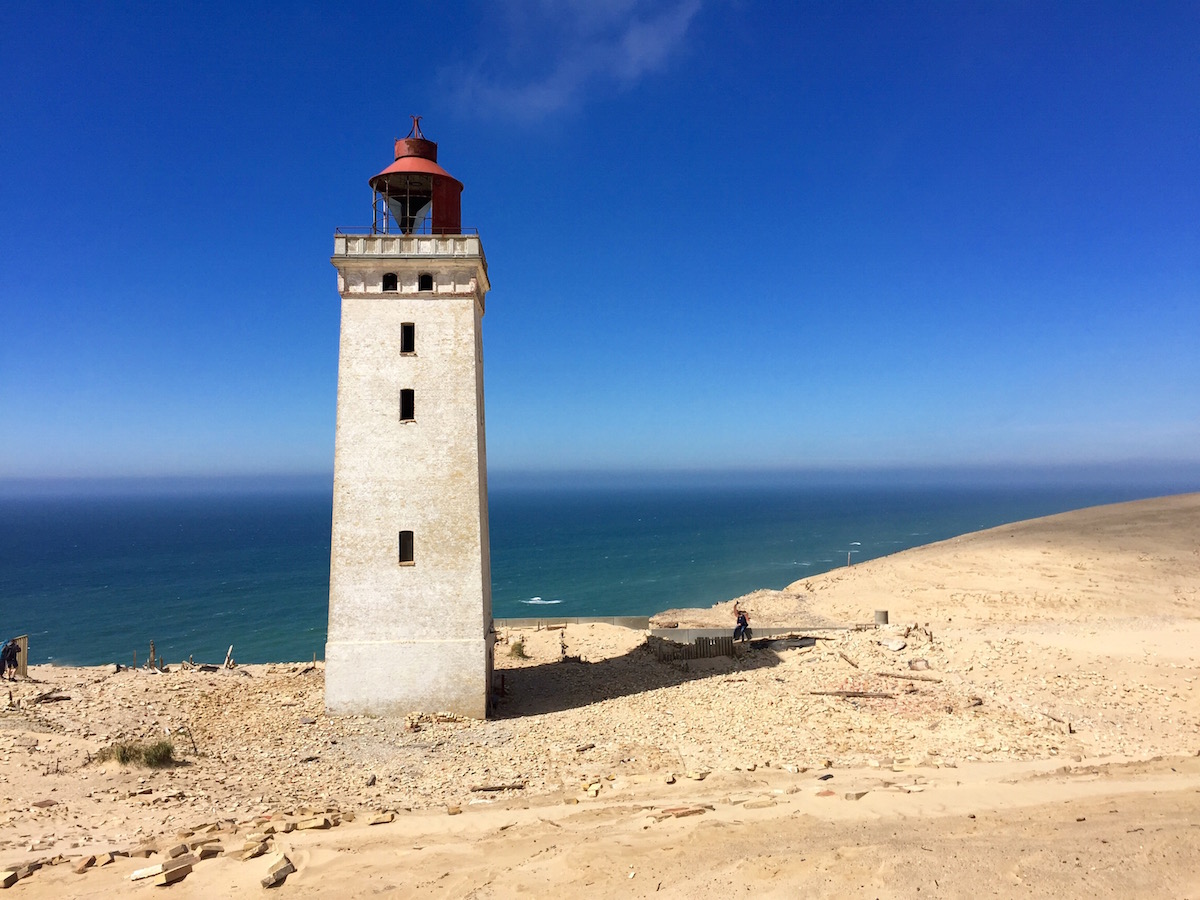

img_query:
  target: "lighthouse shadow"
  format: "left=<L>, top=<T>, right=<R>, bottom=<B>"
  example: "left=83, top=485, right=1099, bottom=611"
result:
left=492, top=637, right=797, bottom=719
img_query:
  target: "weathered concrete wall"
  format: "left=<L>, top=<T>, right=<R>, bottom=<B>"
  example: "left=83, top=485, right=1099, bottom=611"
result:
left=326, top=235, right=492, bottom=718
left=494, top=617, right=652, bottom=629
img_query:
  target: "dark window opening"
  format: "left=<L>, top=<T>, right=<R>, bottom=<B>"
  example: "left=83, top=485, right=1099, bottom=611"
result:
left=382, top=272, right=398, bottom=292
left=400, top=388, right=415, bottom=422
left=418, top=273, right=434, bottom=292
left=399, top=530, right=414, bottom=565
left=400, top=323, right=415, bottom=354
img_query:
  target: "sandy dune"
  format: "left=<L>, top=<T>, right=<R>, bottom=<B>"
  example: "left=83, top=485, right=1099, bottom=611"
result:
left=1, top=493, right=1198, bottom=896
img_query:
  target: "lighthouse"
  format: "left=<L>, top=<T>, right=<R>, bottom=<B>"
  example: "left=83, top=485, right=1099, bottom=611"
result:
left=325, top=119, right=493, bottom=718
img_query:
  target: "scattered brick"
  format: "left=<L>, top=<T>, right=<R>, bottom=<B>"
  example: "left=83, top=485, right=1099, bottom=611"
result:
left=155, top=864, right=191, bottom=886
left=163, top=855, right=197, bottom=873
left=261, top=854, right=295, bottom=888
left=240, top=842, right=268, bottom=861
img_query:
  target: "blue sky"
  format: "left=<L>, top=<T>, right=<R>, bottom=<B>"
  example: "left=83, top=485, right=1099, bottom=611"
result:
left=2, top=1, right=1198, bottom=481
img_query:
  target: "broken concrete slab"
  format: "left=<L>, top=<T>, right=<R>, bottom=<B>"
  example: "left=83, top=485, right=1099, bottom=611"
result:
left=130, top=864, right=164, bottom=881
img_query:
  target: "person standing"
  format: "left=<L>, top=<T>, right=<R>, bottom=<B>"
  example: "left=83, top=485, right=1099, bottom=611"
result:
left=0, top=639, right=19, bottom=680
left=733, top=604, right=751, bottom=642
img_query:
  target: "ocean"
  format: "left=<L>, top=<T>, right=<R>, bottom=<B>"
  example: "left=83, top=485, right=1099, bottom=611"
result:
left=0, top=479, right=1191, bottom=666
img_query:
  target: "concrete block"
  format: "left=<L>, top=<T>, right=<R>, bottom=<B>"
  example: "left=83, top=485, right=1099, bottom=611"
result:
left=261, top=855, right=295, bottom=888
left=155, top=864, right=191, bottom=885
left=240, top=842, right=268, bottom=861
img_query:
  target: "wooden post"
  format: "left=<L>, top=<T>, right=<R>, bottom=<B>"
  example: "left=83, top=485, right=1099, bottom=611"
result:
left=14, top=635, right=28, bottom=679
left=148, top=641, right=156, bottom=670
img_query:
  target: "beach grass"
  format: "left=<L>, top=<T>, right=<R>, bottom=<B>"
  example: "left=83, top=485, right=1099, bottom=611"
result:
left=95, top=739, right=176, bottom=768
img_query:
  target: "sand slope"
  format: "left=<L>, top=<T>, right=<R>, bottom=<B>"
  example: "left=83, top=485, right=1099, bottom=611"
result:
left=799, top=491, right=1200, bottom=625
left=656, top=492, right=1200, bottom=628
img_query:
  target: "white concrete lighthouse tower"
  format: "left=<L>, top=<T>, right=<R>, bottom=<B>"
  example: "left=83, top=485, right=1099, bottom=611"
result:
left=326, top=118, right=493, bottom=719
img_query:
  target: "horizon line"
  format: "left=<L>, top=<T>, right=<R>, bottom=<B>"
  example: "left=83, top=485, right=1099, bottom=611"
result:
left=3, top=460, right=1200, bottom=497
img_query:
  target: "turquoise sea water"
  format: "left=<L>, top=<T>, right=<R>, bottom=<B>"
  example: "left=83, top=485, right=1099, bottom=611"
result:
left=0, top=479, right=1192, bottom=665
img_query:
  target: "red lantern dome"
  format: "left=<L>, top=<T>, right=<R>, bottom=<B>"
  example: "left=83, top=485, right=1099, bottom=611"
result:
left=368, top=117, right=463, bottom=235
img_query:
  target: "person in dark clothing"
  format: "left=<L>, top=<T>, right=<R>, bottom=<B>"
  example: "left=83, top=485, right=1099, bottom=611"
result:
left=733, top=604, right=751, bottom=642
left=0, top=639, right=18, bottom=680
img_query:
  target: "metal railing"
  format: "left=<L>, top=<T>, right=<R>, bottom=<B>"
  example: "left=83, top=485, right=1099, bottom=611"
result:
left=335, top=222, right=479, bottom=236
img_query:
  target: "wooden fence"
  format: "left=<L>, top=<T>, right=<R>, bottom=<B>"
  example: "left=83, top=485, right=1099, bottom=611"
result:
left=650, top=634, right=736, bottom=662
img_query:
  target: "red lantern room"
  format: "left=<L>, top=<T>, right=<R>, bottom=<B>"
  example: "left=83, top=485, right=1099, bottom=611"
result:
left=368, top=117, right=463, bottom=235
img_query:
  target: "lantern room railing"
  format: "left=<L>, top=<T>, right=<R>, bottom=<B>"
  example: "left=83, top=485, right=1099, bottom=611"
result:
left=335, top=223, right=478, bottom=236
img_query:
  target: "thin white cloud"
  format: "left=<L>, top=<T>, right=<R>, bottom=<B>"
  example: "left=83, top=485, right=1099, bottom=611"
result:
left=613, top=2, right=698, bottom=82
left=448, top=0, right=702, bottom=120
